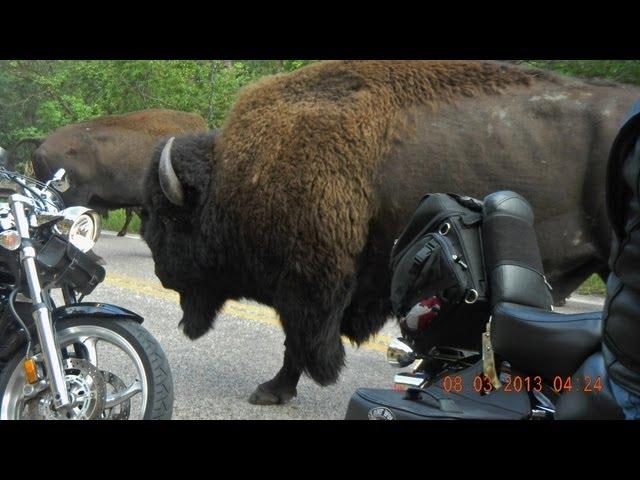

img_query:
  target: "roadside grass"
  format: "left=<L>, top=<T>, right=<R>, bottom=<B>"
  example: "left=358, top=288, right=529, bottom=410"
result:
left=576, top=274, right=607, bottom=296
left=101, top=209, right=141, bottom=234
left=99, top=210, right=608, bottom=298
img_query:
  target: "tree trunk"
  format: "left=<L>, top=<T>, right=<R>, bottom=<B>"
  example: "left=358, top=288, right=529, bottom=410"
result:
left=206, top=61, right=217, bottom=126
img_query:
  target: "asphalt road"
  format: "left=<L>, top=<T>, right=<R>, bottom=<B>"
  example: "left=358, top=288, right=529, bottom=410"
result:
left=86, top=231, right=605, bottom=420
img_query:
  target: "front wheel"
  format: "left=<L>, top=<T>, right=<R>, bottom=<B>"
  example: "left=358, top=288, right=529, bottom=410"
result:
left=0, top=317, right=173, bottom=420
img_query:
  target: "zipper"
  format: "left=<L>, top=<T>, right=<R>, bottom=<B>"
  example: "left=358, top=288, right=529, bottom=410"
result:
left=429, top=233, right=467, bottom=294
left=448, top=218, right=480, bottom=291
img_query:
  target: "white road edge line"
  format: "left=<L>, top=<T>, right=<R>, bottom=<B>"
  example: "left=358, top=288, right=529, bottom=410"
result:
left=565, top=295, right=606, bottom=307
left=102, top=230, right=142, bottom=240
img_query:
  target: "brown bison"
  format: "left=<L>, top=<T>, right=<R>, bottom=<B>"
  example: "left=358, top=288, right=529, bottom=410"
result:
left=23, top=109, right=207, bottom=235
left=140, top=61, right=640, bottom=405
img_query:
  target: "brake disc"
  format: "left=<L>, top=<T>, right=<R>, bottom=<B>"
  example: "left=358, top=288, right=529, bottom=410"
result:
left=100, top=370, right=131, bottom=420
left=22, top=358, right=107, bottom=420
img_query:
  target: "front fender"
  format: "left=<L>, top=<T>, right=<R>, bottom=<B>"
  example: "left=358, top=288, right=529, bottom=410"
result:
left=52, top=303, right=144, bottom=324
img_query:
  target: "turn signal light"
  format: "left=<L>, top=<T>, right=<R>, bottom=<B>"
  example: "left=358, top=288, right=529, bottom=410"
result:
left=23, top=358, right=38, bottom=384
left=0, top=230, right=21, bottom=251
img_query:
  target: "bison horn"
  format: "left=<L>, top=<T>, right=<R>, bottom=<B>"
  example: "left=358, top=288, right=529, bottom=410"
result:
left=158, top=137, right=185, bottom=206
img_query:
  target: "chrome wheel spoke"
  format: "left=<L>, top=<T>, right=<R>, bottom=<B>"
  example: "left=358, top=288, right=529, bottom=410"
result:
left=80, top=336, right=99, bottom=366
left=105, top=378, right=142, bottom=409
left=2, top=325, right=149, bottom=420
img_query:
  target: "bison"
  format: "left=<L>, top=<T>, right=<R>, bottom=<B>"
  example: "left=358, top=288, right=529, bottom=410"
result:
left=140, top=60, right=640, bottom=405
left=22, top=109, right=207, bottom=235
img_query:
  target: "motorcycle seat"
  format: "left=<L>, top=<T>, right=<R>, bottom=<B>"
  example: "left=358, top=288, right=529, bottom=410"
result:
left=491, top=302, right=602, bottom=382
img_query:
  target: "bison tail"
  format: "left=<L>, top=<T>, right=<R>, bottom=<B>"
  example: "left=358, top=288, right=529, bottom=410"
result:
left=302, top=336, right=346, bottom=386
left=340, top=297, right=390, bottom=345
left=7, top=137, right=45, bottom=170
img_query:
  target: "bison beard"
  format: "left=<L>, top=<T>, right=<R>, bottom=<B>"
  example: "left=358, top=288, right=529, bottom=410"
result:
left=178, top=286, right=226, bottom=340
left=142, top=60, right=631, bottom=406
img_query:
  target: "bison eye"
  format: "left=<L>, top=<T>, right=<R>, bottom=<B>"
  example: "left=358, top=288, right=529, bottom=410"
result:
left=67, top=148, right=77, bottom=156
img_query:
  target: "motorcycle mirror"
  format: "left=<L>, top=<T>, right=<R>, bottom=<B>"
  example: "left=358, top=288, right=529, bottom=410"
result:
left=387, top=338, right=417, bottom=368
left=50, top=168, right=70, bottom=193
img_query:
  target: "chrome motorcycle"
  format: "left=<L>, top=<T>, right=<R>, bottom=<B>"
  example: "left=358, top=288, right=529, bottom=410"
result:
left=0, top=146, right=173, bottom=420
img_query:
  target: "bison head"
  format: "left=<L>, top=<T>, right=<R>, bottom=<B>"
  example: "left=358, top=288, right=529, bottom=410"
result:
left=140, top=130, right=229, bottom=339
left=32, top=129, right=98, bottom=206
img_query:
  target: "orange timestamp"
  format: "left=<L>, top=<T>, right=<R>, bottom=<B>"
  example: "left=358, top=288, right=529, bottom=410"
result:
left=441, top=374, right=604, bottom=394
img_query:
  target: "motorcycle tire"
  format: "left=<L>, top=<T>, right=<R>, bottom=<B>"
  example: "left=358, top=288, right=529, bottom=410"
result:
left=0, top=317, right=173, bottom=420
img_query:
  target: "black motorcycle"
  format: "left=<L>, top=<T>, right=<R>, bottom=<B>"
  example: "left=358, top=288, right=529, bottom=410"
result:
left=0, top=146, right=173, bottom=420
left=345, top=190, right=623, bottom=420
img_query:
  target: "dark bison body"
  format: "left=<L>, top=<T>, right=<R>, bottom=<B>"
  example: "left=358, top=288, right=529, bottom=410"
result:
left=29, top=109, right=207, bottom=234
left=141, top=61, right=640, bottom=405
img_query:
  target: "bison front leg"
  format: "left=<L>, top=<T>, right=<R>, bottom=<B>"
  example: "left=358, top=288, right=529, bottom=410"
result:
left=248, top=284, right=351, bottom=405
left=248, top=320, right=345, bottom=405
left=248, top=343, right=302, bottom=405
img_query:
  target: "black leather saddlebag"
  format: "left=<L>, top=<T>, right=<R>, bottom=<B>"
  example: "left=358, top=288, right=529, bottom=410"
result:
left=389, top=193, right=489, bottom=351
left=345, top=361, right=531, bottom=420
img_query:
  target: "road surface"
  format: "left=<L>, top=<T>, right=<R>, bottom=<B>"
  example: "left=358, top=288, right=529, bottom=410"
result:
left=86, top=232, right=604, bottom=420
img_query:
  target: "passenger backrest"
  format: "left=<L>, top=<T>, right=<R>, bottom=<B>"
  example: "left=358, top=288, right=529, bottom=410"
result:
left=482, top=191, right=552, bottom=310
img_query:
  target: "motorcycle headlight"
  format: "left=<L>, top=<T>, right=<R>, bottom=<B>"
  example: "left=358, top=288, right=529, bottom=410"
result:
left=54, top=207, right=101, bottom=253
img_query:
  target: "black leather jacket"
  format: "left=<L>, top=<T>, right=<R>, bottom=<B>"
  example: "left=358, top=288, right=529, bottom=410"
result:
left=603, top=99, right=640, bottom=396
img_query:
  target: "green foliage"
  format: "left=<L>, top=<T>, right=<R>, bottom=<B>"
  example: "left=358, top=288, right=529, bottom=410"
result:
left=101, top=209, right=141, bottom=234
left=3, top=60, right=639, bottom=163
left=577, top=274, right=607, bottom=296
left=525, top=60, right=640, bottom=84
left=0, top=60, right=317, bottom=171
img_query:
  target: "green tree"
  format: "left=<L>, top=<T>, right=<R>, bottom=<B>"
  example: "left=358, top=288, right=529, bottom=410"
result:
left=0, top=59, right=317, bottom=171
left=525, top=60, right=640, bottom=84
left=3, top=59, right=639, bottom=173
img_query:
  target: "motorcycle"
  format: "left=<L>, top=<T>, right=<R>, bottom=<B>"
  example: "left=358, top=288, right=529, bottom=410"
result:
left=345, top=190, right=623, bottom=420
left=0, top=146, right=173, bottom=420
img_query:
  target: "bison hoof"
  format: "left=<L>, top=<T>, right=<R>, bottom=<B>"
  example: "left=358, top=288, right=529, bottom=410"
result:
left=248, top=384, right=297, bottom=406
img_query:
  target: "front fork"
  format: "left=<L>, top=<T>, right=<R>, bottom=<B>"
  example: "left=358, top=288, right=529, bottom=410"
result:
left=10, top=195, right=71, bottom=410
